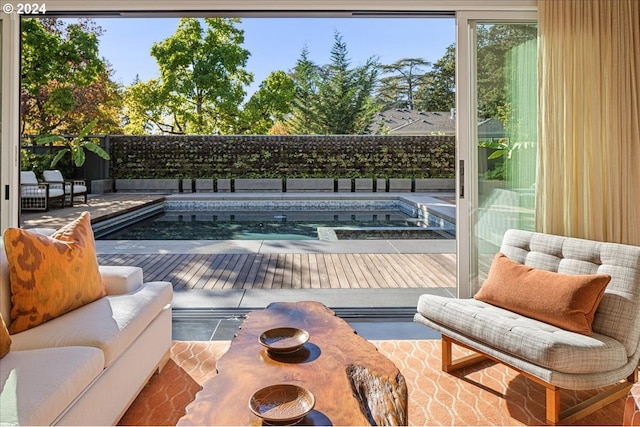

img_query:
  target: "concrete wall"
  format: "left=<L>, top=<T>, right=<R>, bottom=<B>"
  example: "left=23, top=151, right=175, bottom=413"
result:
left=111, top=178, right=456, bottom=194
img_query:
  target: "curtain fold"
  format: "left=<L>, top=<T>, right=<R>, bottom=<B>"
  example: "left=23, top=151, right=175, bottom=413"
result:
left=537, top=0, right=640, bottom=245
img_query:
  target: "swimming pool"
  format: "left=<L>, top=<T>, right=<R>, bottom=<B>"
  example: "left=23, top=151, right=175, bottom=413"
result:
left=95, top=198, right=455, bottom=241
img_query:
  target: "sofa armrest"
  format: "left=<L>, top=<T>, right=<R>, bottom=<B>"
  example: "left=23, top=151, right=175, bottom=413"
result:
left=99, top=266, right=143, bottom=295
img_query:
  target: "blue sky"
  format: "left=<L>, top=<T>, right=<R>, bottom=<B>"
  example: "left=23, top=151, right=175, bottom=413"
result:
left=95, top=17, right=455, bottom=96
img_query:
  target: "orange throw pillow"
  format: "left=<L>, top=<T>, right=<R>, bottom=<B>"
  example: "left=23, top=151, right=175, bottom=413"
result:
left=0, top=313, right=10, bottom=358
left=3, top=212, right=106, bottom=334
left=475, top=252, right=611, bottom=335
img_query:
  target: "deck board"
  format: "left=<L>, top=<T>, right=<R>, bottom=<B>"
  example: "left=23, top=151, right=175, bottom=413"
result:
left=97, top=253, right=456, bottom=290
left=349, top=254, right=375, bottom=288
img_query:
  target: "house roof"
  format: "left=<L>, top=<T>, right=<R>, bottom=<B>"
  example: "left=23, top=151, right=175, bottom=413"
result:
left=370, top=108, right=506, bottom=138
left=370, top=109, right=456, bottom=135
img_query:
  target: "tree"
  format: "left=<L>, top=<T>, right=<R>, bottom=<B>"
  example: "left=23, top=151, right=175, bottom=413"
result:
left=415, top=44, right=455, bottom=112
left=376, top=58, right=431, bottom=110
left=122, top=78, right=171, bottom=134
left=62, top=69, right=124, bottom=134
left=123, top=18, right=253, bottom=135
left=286, top=47, right=321, bottom=134
left=20, top=18, right=120, bottom=135
left=286, top=33, right=379, bottom=135
left=240, top=71, right=296, bottom=134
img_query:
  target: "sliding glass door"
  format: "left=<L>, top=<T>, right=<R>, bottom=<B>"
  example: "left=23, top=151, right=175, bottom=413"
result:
left=457, top=12, right=538, bottom=297
left=0, top=11, right=20, bottom=231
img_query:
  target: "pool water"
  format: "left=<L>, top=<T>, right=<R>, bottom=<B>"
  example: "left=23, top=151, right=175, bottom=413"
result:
left=98, top=210, right=433, bottom=240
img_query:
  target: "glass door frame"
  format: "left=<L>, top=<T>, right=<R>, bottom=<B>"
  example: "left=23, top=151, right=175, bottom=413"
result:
left=455, top=10, right=538, bottom=298
left=0, top=9, right=20, bottom=232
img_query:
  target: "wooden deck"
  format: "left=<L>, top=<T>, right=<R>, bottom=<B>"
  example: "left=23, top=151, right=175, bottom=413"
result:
left=97, top=252, right=456, bottom=290
left=21, top=194, right=166, bottom=230
left=21, top=193, right=457, bottom=291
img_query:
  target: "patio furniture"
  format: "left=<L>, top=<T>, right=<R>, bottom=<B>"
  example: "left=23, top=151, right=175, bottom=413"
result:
left=178, top=301, right=408, bottom=426
left=414, top=229, right=640, bottom=425
left=43, top=169, right=88, bottom=206
left=20, top=171, right=65, bottom=211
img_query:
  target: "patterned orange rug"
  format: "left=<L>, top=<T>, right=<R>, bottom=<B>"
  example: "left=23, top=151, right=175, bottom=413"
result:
left=118, top=340, right=624, bottom=426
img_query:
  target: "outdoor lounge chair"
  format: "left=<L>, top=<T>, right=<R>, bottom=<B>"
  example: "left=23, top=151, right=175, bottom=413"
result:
left=43, top=169, right=88, bottom=206
left=415, top=229, right=640, bottom=425
left=20, top=170, right=65, bottom=211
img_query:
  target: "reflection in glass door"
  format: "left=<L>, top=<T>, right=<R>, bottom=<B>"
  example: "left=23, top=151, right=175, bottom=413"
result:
left=457, top=15, right=538, bottom=296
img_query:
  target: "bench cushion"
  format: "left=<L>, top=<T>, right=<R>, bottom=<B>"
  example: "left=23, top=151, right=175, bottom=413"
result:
left=417, top=294, right=628, bottom=374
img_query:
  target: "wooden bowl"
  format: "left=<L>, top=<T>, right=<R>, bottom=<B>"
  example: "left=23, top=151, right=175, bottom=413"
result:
left=259, top=327, right=309, bottom=354
left=249, top=384, right=315, bottom=425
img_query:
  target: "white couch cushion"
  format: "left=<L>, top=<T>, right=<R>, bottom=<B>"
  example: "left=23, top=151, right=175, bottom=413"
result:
left=99, top=266, right=143, bottom=295
left=66, top=184, right=87, bottom=194
left=417, top=294, right=628, bottom=374
left=42, top=170, right=64, bottom=182
left=20, top=186, right=65, bottom=198
left=9, top=281, right=172, bottom=367
left=20, top=171, right=38, bottom=185
left=0, top=346, right=104, bottom=426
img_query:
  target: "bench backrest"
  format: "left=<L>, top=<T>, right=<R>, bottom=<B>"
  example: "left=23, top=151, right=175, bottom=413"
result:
left=501, top=229, right=640, bottom=357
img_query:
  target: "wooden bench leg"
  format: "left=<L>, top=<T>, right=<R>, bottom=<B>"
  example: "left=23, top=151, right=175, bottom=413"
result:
left=441, top=336, right=488, bottom=373
left=546, top=386, right=561, bottom=425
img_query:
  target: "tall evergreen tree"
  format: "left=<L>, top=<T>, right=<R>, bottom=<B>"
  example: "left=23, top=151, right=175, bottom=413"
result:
left=286, top=33, right=379, bottom=134
left=286, top=47, right=321, bottom=134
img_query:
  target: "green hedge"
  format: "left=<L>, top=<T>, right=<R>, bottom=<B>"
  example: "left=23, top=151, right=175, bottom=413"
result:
left=109, top=135, right=455, bottom=179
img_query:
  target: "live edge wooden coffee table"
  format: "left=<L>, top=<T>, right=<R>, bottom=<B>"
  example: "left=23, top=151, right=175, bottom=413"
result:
left=178, top=301, right=408, bottom=426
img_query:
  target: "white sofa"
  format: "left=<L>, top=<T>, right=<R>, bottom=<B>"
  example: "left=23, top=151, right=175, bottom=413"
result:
left=0, top=240, right=173, bottom=425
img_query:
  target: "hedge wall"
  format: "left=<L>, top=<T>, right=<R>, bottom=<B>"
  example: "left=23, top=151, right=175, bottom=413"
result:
left=109, top=134, right=455, bottom=179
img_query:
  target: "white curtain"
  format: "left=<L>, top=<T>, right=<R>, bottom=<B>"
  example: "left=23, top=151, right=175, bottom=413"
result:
left=537, top=0, right=640, bottom=245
